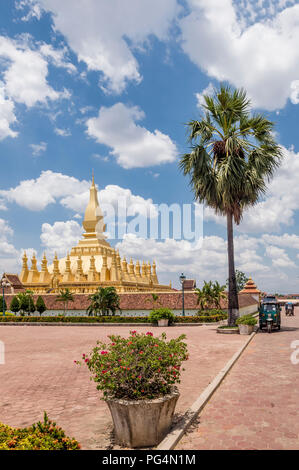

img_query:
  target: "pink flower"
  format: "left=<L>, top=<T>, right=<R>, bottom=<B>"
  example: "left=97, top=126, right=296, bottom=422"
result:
left=146, top=332, right=153, bottom=336
left=131, top=331, right=137, bottom=335
left=139, top=351, right=143, bottom=355
left=101, top=351, right=108, bottom=355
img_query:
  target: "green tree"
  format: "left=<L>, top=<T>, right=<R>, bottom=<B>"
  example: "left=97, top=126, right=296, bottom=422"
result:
left=36, top=296, right=47, bottom=317
left=180, top=85, right=282, bottom=325
left=196, top=280, right=226, bottom=310
left=56, top=288, right=74, bottom=316
left=25, top=290, right=36, bottom=314
left=226, top=269, right=248, bottom=293
left=0, top=296, right=7, bottom=314
left=87, top=287, right=121, bottom=316
left=16, top=293, right=29, bottom=316
left=10, top=296, right=20, bottom=314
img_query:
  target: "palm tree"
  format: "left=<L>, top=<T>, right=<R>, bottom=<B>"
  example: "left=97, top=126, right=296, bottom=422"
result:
left=87, top=287, right=121, bottom=316
left=180, top=85, right=282, bottom=325
left=56, top=288, right=74, bottom=316
left=212, top=281, right=227, bottom=309
left=196, top=280, right=226, bottom=310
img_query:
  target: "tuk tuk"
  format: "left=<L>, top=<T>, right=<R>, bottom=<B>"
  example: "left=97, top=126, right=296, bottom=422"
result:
left=259, top=296, right=281, bottom=333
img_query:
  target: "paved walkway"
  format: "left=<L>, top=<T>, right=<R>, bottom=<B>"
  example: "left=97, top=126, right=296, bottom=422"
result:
left=177, top=309, right=299, bottom=450
left=0, top=324, right=247, bottom=449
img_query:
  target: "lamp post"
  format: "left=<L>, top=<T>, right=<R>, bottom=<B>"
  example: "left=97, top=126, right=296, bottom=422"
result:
left=179, top=273, right=186, bottom=317
left=1, top=277, right=10, bottom=316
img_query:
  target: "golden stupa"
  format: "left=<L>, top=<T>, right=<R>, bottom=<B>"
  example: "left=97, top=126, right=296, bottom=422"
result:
left=19, top=174, right=172, bottom=294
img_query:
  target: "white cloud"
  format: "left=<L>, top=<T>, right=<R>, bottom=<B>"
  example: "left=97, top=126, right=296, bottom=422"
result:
left=0, top=35, right=71, bottom=108
left=180, top=0, right=299, bottom=110
left=30, top=141, right=47, bottom=157
left=16, top=0, right=43, bottom=21
left=40, top=220, right=83, bottom=257
left=54, top=127, right=71, bottom=137
left=0, top=171, right=159, bottom=219
left=116, top=232, right=299, bottom=292
left=100, top=185, right=158, bottom=218
left=0, top=218, right=21, bottom=273
left=263, top=233, right=299, bottom=250
left=0, top=170, right=90, bottom=211
left=39, top=43, right=76, bottom=74
left=27, top=0, right=180, bottom=93
left=195, top=82, right=215, bottom=109
left=0, top=84, right=18, bottom=141
left=86, top=103, right=178, bottom=169
left=265, top=245, right=295, bottom=267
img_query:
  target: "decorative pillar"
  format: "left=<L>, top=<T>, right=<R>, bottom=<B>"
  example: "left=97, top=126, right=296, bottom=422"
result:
left=152, top=261, right=158, bottom=284
left=39, top=253, right=50, bottom=283
left=63, top=253, right=74, bottom=283
left=101, top=248, right=108, bottom=281
left=110, top=250, right=119, bottom=282
left=20, top=251, right=29, bottom=283
left=27, top=253, right=39, bottom=283
left=128, top=258, right=137, bottom=282
left=87, top=254, right=99, bottom=282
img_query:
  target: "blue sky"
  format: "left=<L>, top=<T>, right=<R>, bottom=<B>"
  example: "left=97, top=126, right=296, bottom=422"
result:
left=1, top=0, right=299, bottom=293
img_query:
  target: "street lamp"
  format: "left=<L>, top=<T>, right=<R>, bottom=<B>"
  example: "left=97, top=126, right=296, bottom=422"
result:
left=1, top=276, right=10, bottom=316
left=179, top=273, right=186, bottom=317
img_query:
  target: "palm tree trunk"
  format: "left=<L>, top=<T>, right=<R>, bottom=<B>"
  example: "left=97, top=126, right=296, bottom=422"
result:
left=227, top=211, right=239, bottom=326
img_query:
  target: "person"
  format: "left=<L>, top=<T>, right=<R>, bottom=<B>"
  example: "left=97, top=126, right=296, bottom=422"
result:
left=285, top=302, right=294, bottom=316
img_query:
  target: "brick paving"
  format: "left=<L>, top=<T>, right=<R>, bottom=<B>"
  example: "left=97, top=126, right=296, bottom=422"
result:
left=177, top=309, right=299, bottom=450
left=0, top=324, right=247, bottom=449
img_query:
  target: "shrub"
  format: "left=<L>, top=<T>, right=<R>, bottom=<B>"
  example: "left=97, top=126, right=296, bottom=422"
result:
left=149, top=308, right=175, bottom=324
left=174, top=314, right=227, bottom=323
left=77, top=331, right=188, bottom=400
left=10, top=296, right=20, bottom=314
left=196, top=309, right=227, bottom=317
left=0, top=412, right=80, bottom=450
left=236, top=314, right=257, bottom=326
left=0, top=314, right=227, bottom=324
left=0, top=296, right=7, bottom=313
left=36, top=296, right=47, bottom=316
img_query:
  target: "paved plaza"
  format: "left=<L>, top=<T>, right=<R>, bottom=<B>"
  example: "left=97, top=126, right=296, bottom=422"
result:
left=0, top=324, right=247, bottom=450
left=177, top=309, right=299, bottom=450
left=1, top=313, right=298, bottom=450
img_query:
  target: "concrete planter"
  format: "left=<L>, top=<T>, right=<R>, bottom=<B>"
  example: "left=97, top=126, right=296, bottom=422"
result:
left=238, top=324, right=254, bottom=335
left=158, top=319, right=169, bottom=327
left=106, top=387, right=179, bottom=448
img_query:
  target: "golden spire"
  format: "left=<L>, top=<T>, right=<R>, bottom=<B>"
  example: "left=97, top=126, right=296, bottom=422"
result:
left=22, top=251, right=28, bottom=270
left=41, top=253, right=48, bottom=272
left=53, top=253, right=60, bottom=276
left=82, top=172, right=106, bottom=240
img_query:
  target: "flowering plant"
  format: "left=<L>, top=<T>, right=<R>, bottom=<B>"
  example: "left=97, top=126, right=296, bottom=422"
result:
left=76, top=331, right=188, bottom=400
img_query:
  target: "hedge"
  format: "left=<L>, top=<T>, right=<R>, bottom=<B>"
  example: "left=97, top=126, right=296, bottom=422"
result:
left=0, top=313, right=227, bottom=324
left=0, top=412, right=80, bottom=450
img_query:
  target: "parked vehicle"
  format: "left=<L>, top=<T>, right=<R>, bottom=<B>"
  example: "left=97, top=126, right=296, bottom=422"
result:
left=259, top=297, right=281, bottom=333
